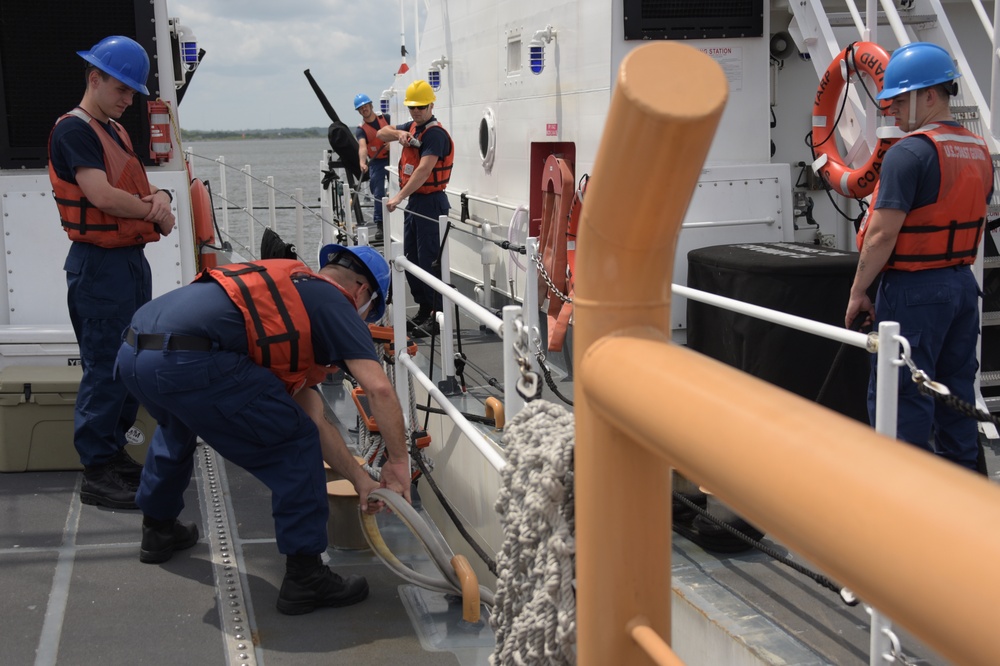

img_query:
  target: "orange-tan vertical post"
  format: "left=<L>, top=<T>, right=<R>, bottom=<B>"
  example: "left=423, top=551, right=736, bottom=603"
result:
left=574, top=43, right=727, bottom=665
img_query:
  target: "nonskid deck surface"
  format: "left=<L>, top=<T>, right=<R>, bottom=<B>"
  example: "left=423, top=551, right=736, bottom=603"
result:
left=0, top=377, right=495, bottom=666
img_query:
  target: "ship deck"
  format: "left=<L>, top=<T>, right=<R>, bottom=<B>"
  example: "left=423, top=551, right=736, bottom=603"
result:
left=2, top=321, right=995, bottom=665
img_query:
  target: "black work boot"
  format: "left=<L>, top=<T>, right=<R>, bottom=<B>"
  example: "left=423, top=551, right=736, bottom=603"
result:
left=80, top=464, right=139, bottom=510
left=406, top=306, right=433, bottom=333
left=140, top=516, right=200, bottom=564
left=108, top=448, right=144, bottom=486
left=276, top=554, right=369, bottom=615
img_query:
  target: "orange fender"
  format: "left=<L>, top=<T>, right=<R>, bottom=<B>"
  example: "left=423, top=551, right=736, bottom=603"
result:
left=190, top=178, right=218, bottom=269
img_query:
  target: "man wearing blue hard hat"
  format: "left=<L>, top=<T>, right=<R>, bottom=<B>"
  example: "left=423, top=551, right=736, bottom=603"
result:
left=354, top=93, right=391, bottom=233
left=115, top=245, right=412, bottom=615
left=847, top=42, right=994, bottom=472
left=48, top=35, right=177, bottom=509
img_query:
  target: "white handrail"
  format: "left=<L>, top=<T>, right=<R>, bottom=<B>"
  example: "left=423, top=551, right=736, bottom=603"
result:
left=392, top=254, right=503, bottom=335
left=671, top=284, right=869, bottom=348
left=398, top=354, right=506, bottom=472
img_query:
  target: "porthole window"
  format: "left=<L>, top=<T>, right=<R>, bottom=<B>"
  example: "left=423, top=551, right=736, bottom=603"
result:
left=480, top=107, right=496, bottom=174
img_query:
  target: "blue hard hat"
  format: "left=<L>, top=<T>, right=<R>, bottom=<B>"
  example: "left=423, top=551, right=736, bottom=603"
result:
left=78, top=35, right=150, bottom=96
left=320, top=243, right=390, bottom=323
left=877, top=42, right=960, bottom=100
left=354, top=93, right=373, bottom=110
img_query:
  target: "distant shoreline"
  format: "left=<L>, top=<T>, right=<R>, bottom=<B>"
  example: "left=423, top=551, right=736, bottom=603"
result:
left=182, top=127, right=328, bottom=141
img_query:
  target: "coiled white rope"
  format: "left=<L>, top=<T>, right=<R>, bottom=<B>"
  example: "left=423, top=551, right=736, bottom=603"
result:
left=490, top=400, right=576, bottom=666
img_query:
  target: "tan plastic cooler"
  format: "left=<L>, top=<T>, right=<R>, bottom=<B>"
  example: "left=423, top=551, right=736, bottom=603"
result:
left=0, top=365, right=156, bottom=472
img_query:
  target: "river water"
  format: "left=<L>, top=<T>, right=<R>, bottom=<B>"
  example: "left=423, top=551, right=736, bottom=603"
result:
left=185, top=136, right=367, bottom=268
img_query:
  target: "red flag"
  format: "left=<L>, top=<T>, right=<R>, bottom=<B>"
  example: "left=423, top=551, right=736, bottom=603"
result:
left=396, top=62, right=409, bottom=75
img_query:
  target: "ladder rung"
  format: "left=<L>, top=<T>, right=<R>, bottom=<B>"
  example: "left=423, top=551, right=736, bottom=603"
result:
left=951, top=106, right=980, bottom=120
left=826, top=12, right=937, bottom=27
left=983, top=256, right=1000, bottom=269
left=981, top=371, right=1000, bottom=387
left=983, top=311, right=1000, bottom=326
left=984, top=395, right=1000, bottom=413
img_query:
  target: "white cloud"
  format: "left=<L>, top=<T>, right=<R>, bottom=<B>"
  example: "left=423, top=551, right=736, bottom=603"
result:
left=173, top=0, right=406, bottom=130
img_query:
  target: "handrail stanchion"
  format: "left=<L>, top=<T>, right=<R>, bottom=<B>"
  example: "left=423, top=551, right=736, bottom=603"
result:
left=573, top=42, right=728, bottom=665
left=438, top=214, right=457, bottom=388
left=390, top=240, right=411, bottom=432
left=502, top=305, right=524, bottom=419
left=217, top=156, right=229, bottom=237
left=294, top=187, right=305, bottom=264
left=243, top=164, right=255, bottom=252
left=525, top=237, right=541, bottom=360
left=380, top=197, right=389, bottom=243
left=869, top=320, right=901, bottom=666
left=267, top=176, right=276, bottom=229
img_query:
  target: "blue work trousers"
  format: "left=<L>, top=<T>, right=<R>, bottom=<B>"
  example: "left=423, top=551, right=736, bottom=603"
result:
left=368, top=158, right=388, bottom=225
left=403, top=193, right=448, bottom=311
left=116, top=342, right=329, bottom=555
left=65, top=243, right=151, bottom=467
left=868, top=266, right=981, bottom=469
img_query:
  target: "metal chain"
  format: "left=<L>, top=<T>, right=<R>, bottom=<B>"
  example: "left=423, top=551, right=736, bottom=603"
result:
left=532, top=254, right=573, bottom=304
left=896, top=339, right=1000, bottom=427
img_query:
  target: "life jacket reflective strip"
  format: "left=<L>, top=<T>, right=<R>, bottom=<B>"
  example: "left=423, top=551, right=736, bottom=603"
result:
left=857, top=124, right=993, bottom=271
left=47, top=108, right=160, bottom=248
left=196, top=259, right=357, bottom=393
left=398, top=120, right=454, bottom=194
left=361, top=115, right=390, bottom=160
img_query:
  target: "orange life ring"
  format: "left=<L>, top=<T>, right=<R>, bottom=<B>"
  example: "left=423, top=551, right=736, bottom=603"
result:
left=190, top=178, right=218, bottom=269
left=811, top=41, right=896, bottom=198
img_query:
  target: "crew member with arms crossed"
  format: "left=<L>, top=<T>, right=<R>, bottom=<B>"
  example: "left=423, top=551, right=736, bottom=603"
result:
left=48, top=35, right=176, bottom=509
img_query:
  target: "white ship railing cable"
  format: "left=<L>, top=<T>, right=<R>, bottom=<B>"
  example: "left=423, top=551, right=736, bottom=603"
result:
left=390, top=240, right=530, bottom=419
left=186, top=148, right=354, bottom=265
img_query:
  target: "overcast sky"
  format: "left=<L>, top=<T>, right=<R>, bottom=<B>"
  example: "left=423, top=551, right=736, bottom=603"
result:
left=172, top=0, right=409, bottom=131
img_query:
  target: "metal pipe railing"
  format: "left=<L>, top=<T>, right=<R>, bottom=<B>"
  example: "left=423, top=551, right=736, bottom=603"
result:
left=573, top=42, right=729, bottom=665
left=573, top=40, right=1000, bottom=666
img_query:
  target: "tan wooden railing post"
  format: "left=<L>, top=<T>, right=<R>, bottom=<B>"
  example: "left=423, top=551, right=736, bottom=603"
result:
left=574, top=42, right=727, bottom=665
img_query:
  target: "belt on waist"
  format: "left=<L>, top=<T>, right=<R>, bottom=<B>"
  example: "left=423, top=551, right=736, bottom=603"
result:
left=126, top=329, right=213, bottom=352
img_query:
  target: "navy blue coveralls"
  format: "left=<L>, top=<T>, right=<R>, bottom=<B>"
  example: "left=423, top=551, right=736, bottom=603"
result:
left=397, top=117, right=450, bottom=311
left=867, top=124, right=993, bottom=470
left=355, top=113, right=390, bottom=225
left=115, top=277, right=377, bottom=554
left=50, top=116, right=152, bottom=468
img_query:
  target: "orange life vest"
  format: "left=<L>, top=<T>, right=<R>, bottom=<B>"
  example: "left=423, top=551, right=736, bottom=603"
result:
left=857, top=123, right=993, bottom=271
left=398, top=120, right=454, bottom=194
left=47, top=108, right=160, bottom=248
left=360, top=115, right=390, bottom=160
left=196, top=260, right=357, bottom=393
